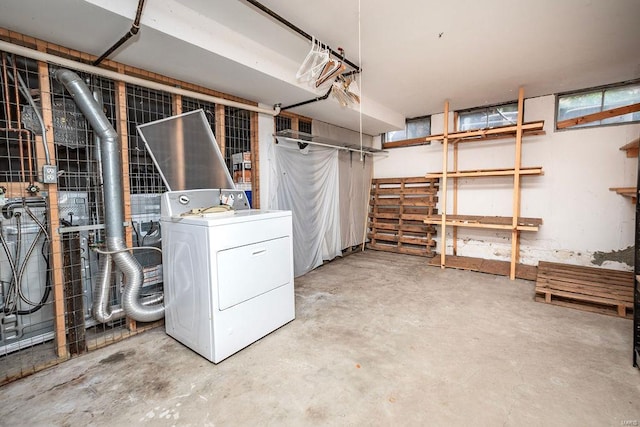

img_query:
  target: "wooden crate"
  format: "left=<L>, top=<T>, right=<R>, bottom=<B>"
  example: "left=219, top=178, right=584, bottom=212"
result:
left=367, top=177, right=439, bottom=257
left=535, top=261, right=634, bottom=318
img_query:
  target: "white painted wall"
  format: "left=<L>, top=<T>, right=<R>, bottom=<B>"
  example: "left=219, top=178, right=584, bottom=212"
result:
left=374, top=95, right=640, bottom=270
left=258, top=105, right=276, bottom=209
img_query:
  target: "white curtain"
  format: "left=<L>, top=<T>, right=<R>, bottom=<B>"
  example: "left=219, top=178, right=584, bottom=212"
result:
left=271, top=140, right=342, bottom=277
left=338, top=151, right=373, bottom=249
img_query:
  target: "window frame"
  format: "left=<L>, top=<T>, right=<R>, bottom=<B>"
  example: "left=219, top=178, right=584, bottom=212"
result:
left=555, top=80, right=640, bottom=131
left=456, top=101, right=519, bottom=132
left=382, top=115, right=431, bottom=144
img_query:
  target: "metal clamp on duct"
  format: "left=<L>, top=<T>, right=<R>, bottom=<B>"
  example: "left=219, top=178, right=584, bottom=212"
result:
left=55, top=69, right=164, bottom=323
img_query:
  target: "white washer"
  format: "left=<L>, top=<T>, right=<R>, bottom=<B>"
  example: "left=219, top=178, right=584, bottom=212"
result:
left=161, top=189, right=295, bottom=363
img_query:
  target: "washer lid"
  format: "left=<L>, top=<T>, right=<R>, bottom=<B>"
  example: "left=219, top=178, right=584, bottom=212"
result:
left=136, top=109, right=234, bottom=191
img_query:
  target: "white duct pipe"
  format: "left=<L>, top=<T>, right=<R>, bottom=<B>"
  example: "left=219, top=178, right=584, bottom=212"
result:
left=0, top=40, right=281, bottom=116
left=56, top=69, right=164, bottom=322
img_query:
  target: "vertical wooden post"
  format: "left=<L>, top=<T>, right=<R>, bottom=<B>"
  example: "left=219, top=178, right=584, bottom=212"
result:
left=510, top=87, right=525, bottom=280
left=440, top=101, right=449, bottom=268
left=214, top=104, right=226, bottom=156
left=452, top=111, right=459, bottom=256
left=250, top=111, right=260, bottom=208
left=170, top=94, right=186, bottom=190
left=114, top=69, right=136, bottom=330
left=291, top=116, right=299, bottom=133
left=36, top=48, right=68, bottom=359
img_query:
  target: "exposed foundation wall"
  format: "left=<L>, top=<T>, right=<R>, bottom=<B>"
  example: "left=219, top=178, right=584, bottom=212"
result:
left=374, top=94, right=640, bottom=270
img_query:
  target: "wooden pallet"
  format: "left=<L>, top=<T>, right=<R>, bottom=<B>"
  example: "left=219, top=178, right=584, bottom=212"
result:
left=367, top=177, right=439, bottom=257
left=535, top=261, right=634, bottom=318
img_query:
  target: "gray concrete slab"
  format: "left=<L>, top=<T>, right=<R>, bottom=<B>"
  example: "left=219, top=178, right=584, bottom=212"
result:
left=0, top=250, right=638, bottom=426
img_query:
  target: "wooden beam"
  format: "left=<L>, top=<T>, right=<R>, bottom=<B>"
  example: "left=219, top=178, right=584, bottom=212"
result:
left=510, top=87, right=525, bottom=280
left=36, top=47, right=68, bottom=359
left=425, top=166, right=543, bottom=178
left=113, top=68, right=137, bottom=332
left=214, top=104, right=226, bottom=157
left=440, top=101, right=449, bottom=268
left=452, top=111, right=458, bottom=256
left=620, top=137, right=639, bottom=158
left=383, top=136, right=431, bottom=149
left=556, top=102, right=640, bottom=129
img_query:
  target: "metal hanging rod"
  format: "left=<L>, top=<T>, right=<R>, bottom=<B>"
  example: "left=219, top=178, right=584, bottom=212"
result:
left=242, top=0, right=361, bottom=73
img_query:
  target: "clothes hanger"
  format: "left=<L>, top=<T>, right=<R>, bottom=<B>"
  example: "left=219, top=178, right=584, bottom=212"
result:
left=308, top=42, right=330, bottom=82
left=316, top=60, right=346, bottom=88
left=296, top=38, right=329, bottom=84
left=295, top=36, right=317, bottom=81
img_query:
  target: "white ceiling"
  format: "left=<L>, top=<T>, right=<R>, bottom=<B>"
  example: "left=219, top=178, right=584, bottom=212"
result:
left=1, top=0, right=639, bottom=135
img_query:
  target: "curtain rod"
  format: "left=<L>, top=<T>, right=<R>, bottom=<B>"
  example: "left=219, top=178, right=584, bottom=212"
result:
left=275, top=135, right=386, bottom=156
left=0, top=40, right=281, bottom=116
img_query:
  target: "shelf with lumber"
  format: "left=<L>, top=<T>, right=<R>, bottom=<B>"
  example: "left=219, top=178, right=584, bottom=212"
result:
left=609, top=186, right=637, bottom=203
left=424, top=120, right=545, bottom=144
left=423, top=214, right=542, bottom=231
left=620, top=137, right=640, bottom=158
left=425, top=166, right=543, bottom=179
left=382, top=121, right=545, bottom=149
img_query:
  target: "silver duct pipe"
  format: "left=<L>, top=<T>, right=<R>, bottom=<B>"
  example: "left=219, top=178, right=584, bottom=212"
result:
left=92, top=253, right=164, bottom=323
left=56, top=69, right=164, bottom=322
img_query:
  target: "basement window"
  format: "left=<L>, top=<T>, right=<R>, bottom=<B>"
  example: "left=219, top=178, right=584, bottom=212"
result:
left=384, top=116, right=431, bottom=143
left=458, top=102, right=518, bottom=131
left=556, top=82, right=640, bottom=129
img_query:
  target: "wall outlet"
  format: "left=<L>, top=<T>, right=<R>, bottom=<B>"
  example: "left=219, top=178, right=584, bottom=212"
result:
left=42, top=165, right=58, bottom=184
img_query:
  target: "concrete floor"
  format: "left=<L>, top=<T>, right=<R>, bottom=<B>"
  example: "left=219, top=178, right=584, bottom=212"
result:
left=0, top=250, right=638, bottom=426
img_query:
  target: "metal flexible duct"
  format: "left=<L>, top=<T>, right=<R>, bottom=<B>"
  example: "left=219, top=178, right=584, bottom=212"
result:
left=56, top=69, right=164, bottom=322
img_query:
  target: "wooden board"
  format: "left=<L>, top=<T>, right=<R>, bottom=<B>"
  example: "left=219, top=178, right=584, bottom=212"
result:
left=620, top=137, right=639, bottom=158
left=425, top=121, right=545, bottom=143
left=427, top=255, right=537, bottom=281
left=609, top=187, right=637, bottom=203
left=368, top=177, right=439, bottom=257
left=535, top=261, right=634, bottom=319
left=425, top=166, right=543, bottom=178
left=557, top=102, right=640, bottom=129
left=423, top=214, right=542, bottom=231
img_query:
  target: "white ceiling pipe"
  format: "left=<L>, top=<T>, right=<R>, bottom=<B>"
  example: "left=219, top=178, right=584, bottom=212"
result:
left=0, top=40, right=281, bottom=116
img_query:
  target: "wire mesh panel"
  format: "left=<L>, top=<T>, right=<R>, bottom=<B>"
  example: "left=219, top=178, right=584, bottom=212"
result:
left=299, top=119, right=312, bottom=134
left=182, top=96, right=215, bottom=135
left=0, top=52, right=39, bottom=191
left=126, top=84, right=172, bottom=196
left=0, top=53, right=56, bottom=382
left=275, top=115, right=291, bottom=133
left=224, top=106, right=252, bottom=171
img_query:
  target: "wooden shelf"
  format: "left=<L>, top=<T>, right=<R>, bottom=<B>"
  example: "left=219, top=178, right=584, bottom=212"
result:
left=609, top=186, right=637, bottom=203
left=425, top=166, right=543, bottom=179
left=620, top=137, right=639, bottom=158
left=424, top=121, right=545, bottom=144
left=424, top=214, right=542, bottom=231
